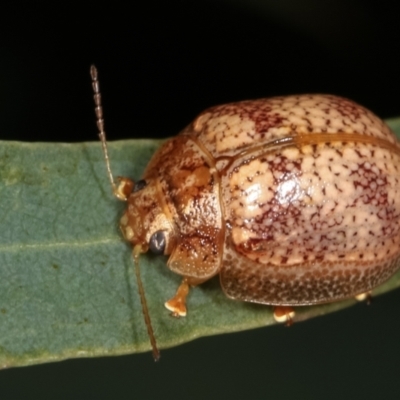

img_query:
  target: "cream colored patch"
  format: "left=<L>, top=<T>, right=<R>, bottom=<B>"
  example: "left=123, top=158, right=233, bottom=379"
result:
left=299, top=172, right=323, bottom=203
left=317, top=166, right=334, bottom=182
left=320, top=200, right=336, bottom=217
left=120, top=214, right=128, bottom=226
left=281, top=147, right=300, bottom=160
left=289, top=115, right=306, bottom=128
left=194, top=112, right=212, bottom=132
left=124, top=226, right=134, bottom=241
left=325, top=182, right=340, bottom=200
left=205, top=114, right=256, bottom=153
left=230, top=159, right=273, bottom=190
left=311, top=116, right=328, bottom=129
left=276, top=178, right=301, bottom=205
left=268, top=126, right=291, bottom=137
left=230, top=159, right=275, bottom=218
left=342, top=147, right=360, bottom=162
left=300, top=145, right=314, bottom=156
left=231, top=226, right=257, bottom=245
left=301, top=155, right=315, bottom=171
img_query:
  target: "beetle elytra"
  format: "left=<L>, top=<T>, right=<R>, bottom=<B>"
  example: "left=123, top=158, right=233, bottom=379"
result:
left=91, top=66, right=400, bottom=359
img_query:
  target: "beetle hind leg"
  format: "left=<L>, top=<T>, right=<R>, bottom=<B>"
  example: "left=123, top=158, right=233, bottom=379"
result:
left=355, top=291, right=372, bottom=304
left=273, top=306, right=295, bottom=326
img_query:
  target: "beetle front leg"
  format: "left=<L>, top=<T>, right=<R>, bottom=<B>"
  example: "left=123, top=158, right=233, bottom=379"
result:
left=165, top=277, right=205, bottom=317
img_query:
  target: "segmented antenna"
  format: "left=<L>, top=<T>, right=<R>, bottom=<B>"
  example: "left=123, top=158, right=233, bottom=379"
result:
left=90, top=65, right=160, bottom=361
left=134, top=245, right=160, bottom=361
left=90, top=65, right=118, bottom=197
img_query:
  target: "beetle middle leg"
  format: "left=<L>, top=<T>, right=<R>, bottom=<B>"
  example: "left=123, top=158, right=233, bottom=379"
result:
left=165, top=277, right=205, bottom=317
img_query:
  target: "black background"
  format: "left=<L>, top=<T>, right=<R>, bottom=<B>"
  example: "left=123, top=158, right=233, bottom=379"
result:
left=1, top=1, right=400, bottom=399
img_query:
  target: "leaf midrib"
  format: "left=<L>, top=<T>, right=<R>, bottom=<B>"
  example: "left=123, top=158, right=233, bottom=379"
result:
left=0, top=237, right=121, bottom=252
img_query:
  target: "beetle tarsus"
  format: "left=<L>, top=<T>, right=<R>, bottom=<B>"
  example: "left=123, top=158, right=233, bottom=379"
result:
left=355, top=291, right=372, bottom=304
left=165, top=279, right=190, bottom=317
left=273, top=306, right=295, bottom=326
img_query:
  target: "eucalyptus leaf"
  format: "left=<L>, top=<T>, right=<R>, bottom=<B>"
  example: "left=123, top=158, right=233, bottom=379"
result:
left=1, top=119, right=400, bottom=368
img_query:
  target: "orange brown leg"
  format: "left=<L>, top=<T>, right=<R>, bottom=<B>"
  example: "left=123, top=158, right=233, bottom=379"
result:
left=165, top=277, right=205, bottom=317
left=273, top=306, right=295, bottom=326
left=355, top=291, right=372, bottom=304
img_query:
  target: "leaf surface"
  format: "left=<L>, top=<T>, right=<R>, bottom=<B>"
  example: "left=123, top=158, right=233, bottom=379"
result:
left=1, top=119, right=400, bottom=368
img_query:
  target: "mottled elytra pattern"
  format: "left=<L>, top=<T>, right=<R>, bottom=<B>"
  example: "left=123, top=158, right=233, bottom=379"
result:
left=221, top=247, right=400, bottom=305
left=126, top=94, right=400, bottom=307
left=183, top=94, right=400, bottom=304
left=185, top=94, right=397, bottom=157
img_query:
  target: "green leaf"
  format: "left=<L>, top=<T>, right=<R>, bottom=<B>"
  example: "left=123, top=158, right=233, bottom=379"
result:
left=1, top=119, right=400, bottom=368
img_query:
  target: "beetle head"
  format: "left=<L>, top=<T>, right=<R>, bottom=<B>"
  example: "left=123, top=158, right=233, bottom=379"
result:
left=119, top=178, right=175, bottom=256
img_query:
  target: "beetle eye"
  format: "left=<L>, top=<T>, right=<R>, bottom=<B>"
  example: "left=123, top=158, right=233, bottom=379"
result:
left=133, top=179, right=147, bottom=192
left=149, top=231, right=166, bottom=255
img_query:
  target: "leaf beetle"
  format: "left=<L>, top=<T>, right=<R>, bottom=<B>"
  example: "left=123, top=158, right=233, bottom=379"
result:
left=91, top=66, right=400, bottom=359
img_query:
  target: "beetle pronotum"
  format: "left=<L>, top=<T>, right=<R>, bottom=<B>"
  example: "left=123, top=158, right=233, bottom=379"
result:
left=91, top=66, right=400, bottom=360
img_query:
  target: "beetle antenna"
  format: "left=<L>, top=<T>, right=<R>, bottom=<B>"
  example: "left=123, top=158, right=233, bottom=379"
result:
left=90, top=65, right=119, bottom=197
left=133, top=245, right=160, bottom=361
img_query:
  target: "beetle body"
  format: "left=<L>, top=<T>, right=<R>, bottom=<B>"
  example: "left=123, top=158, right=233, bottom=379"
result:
left=120, top=94, right=400, bottom=311
left=91, top=66, right=400, bottom=358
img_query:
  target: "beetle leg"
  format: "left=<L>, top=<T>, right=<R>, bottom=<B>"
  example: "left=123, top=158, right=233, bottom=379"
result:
left=273, top=306, right=295, bottom=326
left=355, top=291, right=372, bottom=304
left=165, top=277, right=205, bottom=317
left=165, top=278, right=190, bottom=317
